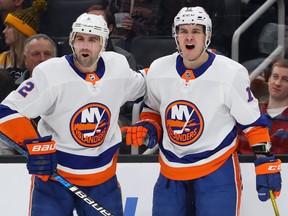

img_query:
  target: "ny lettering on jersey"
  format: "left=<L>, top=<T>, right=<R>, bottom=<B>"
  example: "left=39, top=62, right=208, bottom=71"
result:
left=70, top=103, right=110, bottom=147
left=165, top=100, right=204, bottom=146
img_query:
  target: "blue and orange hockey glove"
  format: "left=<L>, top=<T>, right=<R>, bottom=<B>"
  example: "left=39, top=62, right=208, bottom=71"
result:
left=24, top=135, right=57, bottom=182
left=254, top=155, right=281, bottom=201
left=121, top=120, right=161, bottom=148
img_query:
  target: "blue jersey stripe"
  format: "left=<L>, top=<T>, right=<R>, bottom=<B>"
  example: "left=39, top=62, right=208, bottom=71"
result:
left=57, top=142, right=120, bottom=169
left=159, top=126, right=238, bottom=164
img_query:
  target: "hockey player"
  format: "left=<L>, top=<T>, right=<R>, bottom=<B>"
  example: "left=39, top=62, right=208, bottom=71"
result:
left=121, top=7, right=282, bottom=215
left=0, top=13, right=145, bottom=215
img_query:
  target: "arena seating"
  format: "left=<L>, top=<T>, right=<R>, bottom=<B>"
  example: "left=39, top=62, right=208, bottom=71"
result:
left=55, top=36, right=126, bottom=57
left=40, top=0, right=108, bottom=38
left=130, top=36, right=177, bottom=69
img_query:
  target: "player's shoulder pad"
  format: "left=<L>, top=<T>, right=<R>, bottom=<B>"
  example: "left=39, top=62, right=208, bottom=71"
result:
left=102, top=51, right=127, bottom=61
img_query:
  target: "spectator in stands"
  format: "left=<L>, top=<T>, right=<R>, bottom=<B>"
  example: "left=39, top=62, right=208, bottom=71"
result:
left=249, top=67, right=270, bottom=105
left=0, top=0, right=31, bottom=53
left=109, top=0, right=161, bottom=50
left=15, top=33, right=57, bottom=86
left=0, top=68, right=16, bottom=154
left=0, top=0, right=47, bottom=81
left=87, top=4, right=137, bottom=70
left=238, top=58, right=288, bottom=154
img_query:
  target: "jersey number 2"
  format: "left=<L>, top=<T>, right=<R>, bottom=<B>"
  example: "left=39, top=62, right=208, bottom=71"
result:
left=18, top=81, right=35, bottom=97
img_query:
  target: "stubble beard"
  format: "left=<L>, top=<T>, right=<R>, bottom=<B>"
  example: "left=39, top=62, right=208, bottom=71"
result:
left=75, top=53, right=98, bottom=68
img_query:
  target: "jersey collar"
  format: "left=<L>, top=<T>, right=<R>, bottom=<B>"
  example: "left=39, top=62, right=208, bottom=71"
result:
left=176, top=52, right=216, bottom=79
left=65, top=54, right=106, bottom=80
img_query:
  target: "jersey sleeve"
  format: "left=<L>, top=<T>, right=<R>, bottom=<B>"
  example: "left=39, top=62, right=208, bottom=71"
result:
left=0, top=104, right=38, bottom=147
left=0, top=66, right=55, bottom=146
left=227, top=66, right=270, bottom=145
left=124, top=68, right=146, bottom=103
left=2, top=66, right=55, bottom=119
left=139, top=68, right=162, bottom=128
left=141, top=67, right=161, bottom=114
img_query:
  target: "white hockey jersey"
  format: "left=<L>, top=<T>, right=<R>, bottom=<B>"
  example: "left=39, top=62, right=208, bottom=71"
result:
left=0, top=52, right=146, bottom=186
left=142, top=52, right=269, bottom=180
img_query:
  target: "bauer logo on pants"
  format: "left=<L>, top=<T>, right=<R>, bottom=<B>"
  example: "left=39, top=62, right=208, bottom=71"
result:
left=165, top=100, right=204, bottom=146
left=70, top=103, right=111, bottom=147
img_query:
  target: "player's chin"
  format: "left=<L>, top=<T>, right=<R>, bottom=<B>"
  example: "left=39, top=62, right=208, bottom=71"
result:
left=78, top=59, right=93, bottom=68
left=183, top=52, right=198, bottom=61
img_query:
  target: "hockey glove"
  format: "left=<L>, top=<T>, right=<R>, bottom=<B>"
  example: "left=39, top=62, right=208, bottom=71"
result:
left=254, top=155, right=281, bottom=201
left=24, top=136, right=57, bottom=182
left=121, top=121, right=160, bottom=148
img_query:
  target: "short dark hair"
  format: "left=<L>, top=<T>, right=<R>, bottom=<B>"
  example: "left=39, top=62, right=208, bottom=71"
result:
left=86, top=4, right=116, bottom=27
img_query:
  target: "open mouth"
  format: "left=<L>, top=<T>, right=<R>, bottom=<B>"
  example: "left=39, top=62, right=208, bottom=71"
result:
left=186, top=44, right=195, bottom=49
left=82, top=53, right=89, bottom=57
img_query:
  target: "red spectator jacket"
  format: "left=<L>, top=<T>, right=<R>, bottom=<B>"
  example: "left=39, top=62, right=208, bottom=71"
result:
left=238, top=102, right=288, bottom=154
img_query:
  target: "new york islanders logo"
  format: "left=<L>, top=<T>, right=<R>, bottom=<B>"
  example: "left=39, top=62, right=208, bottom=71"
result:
left=70, top=103, right=110, bottom=147
left=165, top=101, right=204, bottom=146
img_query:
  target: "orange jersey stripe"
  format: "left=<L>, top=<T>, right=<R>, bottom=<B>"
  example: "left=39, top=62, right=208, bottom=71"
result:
left=140, top=111, right=162, bottom=140
left=140, top=112, right=161, bottom=126
left=245, top=126, right=270, bottom=146
left=140, top=112, right=162, bottom=129
left=159, top=145, right=237, bottom=180
left=55, top=155, right=118, bottom=186
left=0, top=117, right=38, bottom=147
left=232, top=151, right=242, bottom=216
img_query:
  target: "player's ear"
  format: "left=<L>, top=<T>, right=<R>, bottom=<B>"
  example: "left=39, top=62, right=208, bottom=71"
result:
left=206, top=33, right=211, bottom=45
